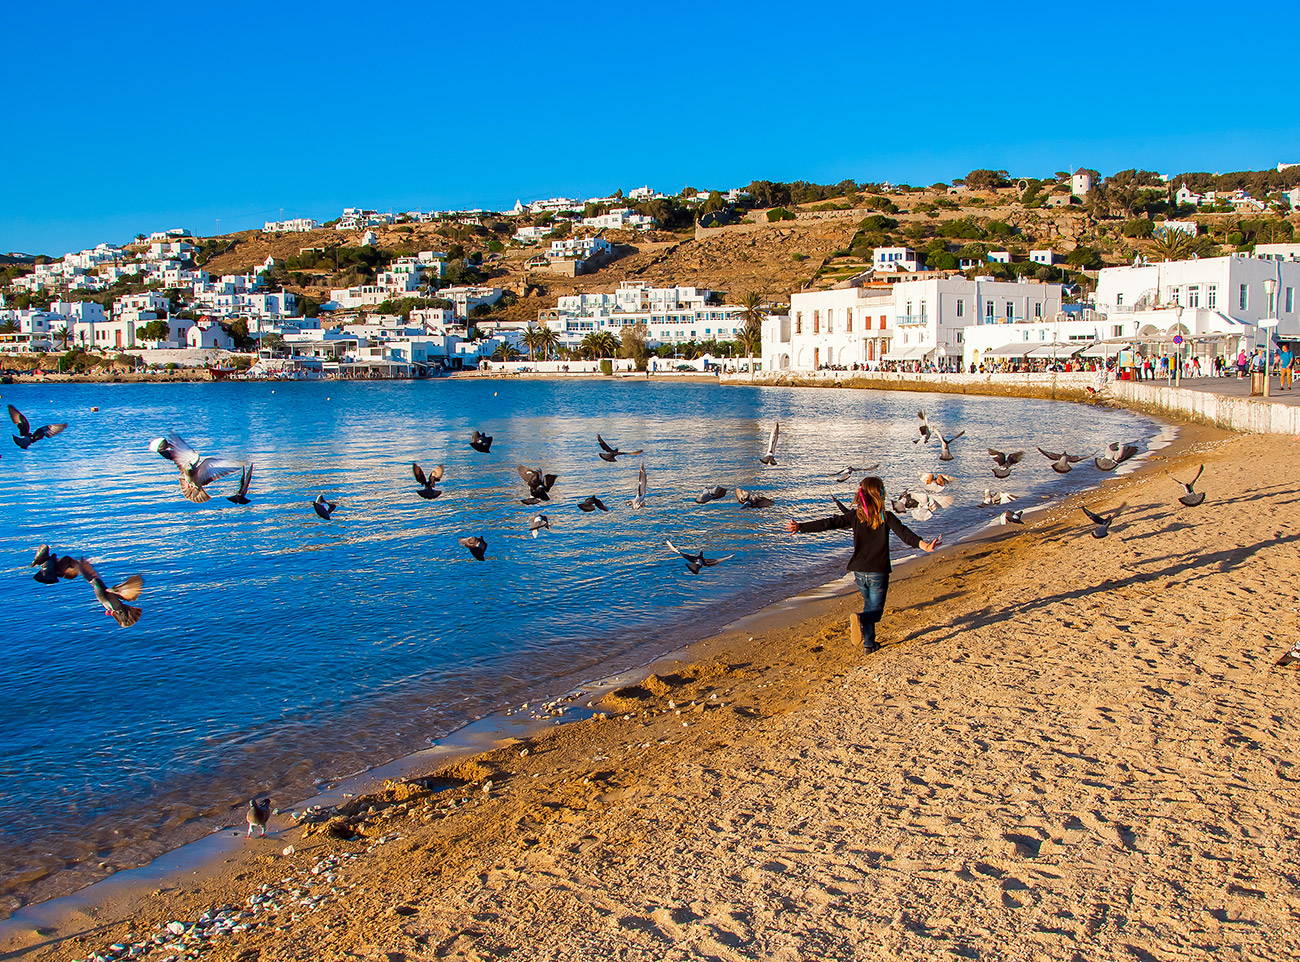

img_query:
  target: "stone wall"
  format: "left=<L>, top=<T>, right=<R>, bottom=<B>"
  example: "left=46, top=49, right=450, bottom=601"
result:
left=721, top=370, right=1105, bottom=403
left=1110, top=381, right=1300, bottom=435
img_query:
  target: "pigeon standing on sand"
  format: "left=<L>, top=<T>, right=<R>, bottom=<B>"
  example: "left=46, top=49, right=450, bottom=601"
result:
left=31, top=545, right=80, bottom=584
left=695, top=486, right=728, bottom=504
left=1095, top=443, right=1139, bottom=471
left=79, top=558, right=144, bottom=627
left=1168, top=465, right=1206, bottom=506
left=458, top=535, right=488, bottom=561
left=627, top=462, right=648, bottom=508
left=758, top=422, right=779, bottom=465
left=246, top=798, right=271, bottom=838
left=597, top=434, right=643, bottom=463
left=998, top=510, right=1025, bottom=525
left=988, top=448, right=1025, bottom=479
left=938, top=430, right=965, bottom=462
left=469, top=430, right=493, bottom=453
left=412, top=463, right=444, bottom=499
left=666, top=540, right=735, bottom=575
left=150, top=433, right=243, bottom=503
left=578, top=495, right=609, bottom=512
left=9, top=404, right=67, bottom=449
left=312, top=494, right=338, bottom=519
left=1081, top=505, right=1119, bottom=538
left=226, top=463, right=254, bottom=505
left=1038, top=448, right=1087, bottom=474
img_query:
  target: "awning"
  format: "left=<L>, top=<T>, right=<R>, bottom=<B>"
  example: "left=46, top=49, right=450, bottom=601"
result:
left=984, top=342, right=1033, bottom=357
left=1026, top=342, right=1087, bottom=358
left=1080, top=341, right=1123, bottom=358
left=881, top=345, right=933, bottom=361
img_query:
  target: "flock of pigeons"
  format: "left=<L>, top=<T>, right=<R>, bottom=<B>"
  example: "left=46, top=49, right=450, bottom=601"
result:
left=11, top=399, right=1210, bottom=629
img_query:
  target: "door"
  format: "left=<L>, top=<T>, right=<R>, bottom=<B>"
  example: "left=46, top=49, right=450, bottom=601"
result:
left=813, top=347, right=819, bottom=369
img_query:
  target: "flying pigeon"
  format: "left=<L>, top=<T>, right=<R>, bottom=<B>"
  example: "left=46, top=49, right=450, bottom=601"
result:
left=8, top=404, right=67, bottom=449
left=312, top=494, right=337, bottom=519
left=666, top=540, right=735, bottom=575
left=226, top=463, right=254, bottom=505
left=578, top=495, right=609, bottom=512
left=758, top=422, right=779, bottom=465
left=458, top=535, right=488, bottom=561
left=150, top=433, right=243, bottom=503
left=695, top=486, right=728, bottom=504
left=938, top=430, right=965, bottom=462
left=412, top=462, right=444, bottom=499
left=31, top=545, right=80, bottom=584
left=246, top=798, right=272, bottom=838
left=891, top=489, right=920, bottom=513
left=597, top=434, right=642, bottom=463
left=1168, top=465, right=1205, bottom=506
left=1094, top=442, right=1139, bottom=472
left=831, top=464, right=878, bottom=483
left=518, top=465, right=558, bottom=501
left=735, top=486, right=774, bottom=509
left=1038, top=448, right=1088, bottom=474
left=1276, top=641, right=1300, bottom=667
left=988, top=448, right=1025, bottom=479
left=910, top=492, right=952, bottom=522
left=980, top=488, right=1017, bottom=506
left=914, top=411, right=934, bottom=444
left=470, top=430, right=493, bottom=453
left=1081, top=505, right=1118, bottom=538
left=920, top=472, right=952, bottom=491
left=528, top=514, right=550, bottom=538
left=627, top=462, right=648, bottom=508
left=79, top=557, right=143, bottom=628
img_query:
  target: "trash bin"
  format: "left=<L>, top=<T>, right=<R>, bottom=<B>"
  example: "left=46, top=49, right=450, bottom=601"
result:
left=1251, top=372, right=1266, bottom=396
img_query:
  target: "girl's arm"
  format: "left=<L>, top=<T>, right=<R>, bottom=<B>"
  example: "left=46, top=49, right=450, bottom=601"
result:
left=786, top=514, right=851, bottom=534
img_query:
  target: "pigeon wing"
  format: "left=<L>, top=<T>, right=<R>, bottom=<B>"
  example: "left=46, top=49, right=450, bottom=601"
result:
left=702, top=554, right=735, bottom=566
left=1081, top=506, right=1107, bottom=526
left=429, top=464, right=445, bottom=483
left=637, top=463, right=647, bottom=498
left=192, top=457, right=243, bottom=488
left=665, top=540, right=692, bottom=559
left=597, top=434, right=617, bottom=454
left=7, top=404, right=29, bottom=435
left=55, top=556, right=82, bottom=580
left=517, top=465, right=540, bottom=486
left=1006, top=451, right=1024, bottom=465
left=1037, top=448, right=1063, bottom=461
left=412, top=463, right=427, bottom=486
left=767, top=422, right=780, bottom=456
left=112, top=574, right=144, bottom=601
left=163, top=433, right=202, bottom=468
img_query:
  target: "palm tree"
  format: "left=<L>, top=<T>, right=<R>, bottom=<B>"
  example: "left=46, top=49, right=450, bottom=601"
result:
left=538, top=326, right=560, bottom=360
left=737, top=290, right=765, bottom=378
left=493, top=341, right=522, bottom=362
left=55, top=326, right=72, bottom=350
left=1144, top=228, right=1204, bottom=262
left=522, top=325, right=542, bottom=361
left=579, top=331, right=619, bottom=359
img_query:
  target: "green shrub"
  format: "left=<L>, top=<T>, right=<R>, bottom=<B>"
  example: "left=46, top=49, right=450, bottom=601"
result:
left=791, top=253, right=807, bottom=262
left=766, top=207, right=796, bottom=222
left=599, top=359, right=613, bottom=376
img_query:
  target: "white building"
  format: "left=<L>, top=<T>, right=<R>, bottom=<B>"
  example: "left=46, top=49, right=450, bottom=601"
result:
left=1030, top=249, right=1057, bottom=265
left=768, top=277, right=1063, bottom=372
left=1071, top=169, right=1092, bottom=197
left=513, top=225, right=552, bottom=244
left=1158, top=221, right=1198, bottom=236
left=580, top=208, right=656, bottom=231
left=1255, top=243, right=1300, bottom=262
left=540, top=282, right=746, bottom=349
left=1095, top=253, right=1300, bottom=345
left=263, top=218, right=319, bottom=233
left=439, top=286, right=504, bottom=319
left=187, top=320, right=236, bottom=350
left=873, top=247, right=920, bottom=273
left=547, top=237, right=613, bottom=261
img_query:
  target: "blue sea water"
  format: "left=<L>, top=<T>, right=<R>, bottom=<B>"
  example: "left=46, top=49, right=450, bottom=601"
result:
left=0, top=378, right=1158, bottom=906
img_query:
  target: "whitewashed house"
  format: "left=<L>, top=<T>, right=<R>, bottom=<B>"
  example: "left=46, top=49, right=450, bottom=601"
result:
left=187, top=320, right=236, bottom=350
left=540, top=282, right=745, bottom=350
left=873, top=247, right=921, bottom=273
left=263, top=218, right=318, bottom=233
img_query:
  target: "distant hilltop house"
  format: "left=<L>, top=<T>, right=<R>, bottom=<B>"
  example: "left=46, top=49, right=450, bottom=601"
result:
left=580, top=207, right=656, bottom=231
left=873, top=247, right=921, bottom=273
left=1157, top=220, right=1198, bottom=236
left=1175, top=185, right=1266, bottom=211
left=263, top=218, right=318, bottom=233
left=337, top=208, right=396, bottom=231
left=1071, top=169, right=1092, bottom=197
left=526, top=237, right=615, bottom=277
left=148, top=228, right=190, bottom=242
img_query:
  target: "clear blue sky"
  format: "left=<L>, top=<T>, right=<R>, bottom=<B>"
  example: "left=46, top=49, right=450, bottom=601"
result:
left=3, top=0, right=1295, bottom=257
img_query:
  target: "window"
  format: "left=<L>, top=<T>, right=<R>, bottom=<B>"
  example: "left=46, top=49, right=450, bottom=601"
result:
left=1034, top=303, right=1042, bottom=319
left=879, top=315, right=887, bottom=330
left=1170, top=287, right=1180, bottom=306
left=1187, top=284, right=1199, bottom=308
left=1005, top=301, right=1014, bottom=319
left=986, top=300, right=994, bottom=321
left=795, top=312, right=801, bottom=334
left=1112, top=324, right=1124, bottom=337
left=846, top=308, right=853, bottom=332
left=826, top=309, right=833, bottom=334
left=919, top=299, right=927, bottom=322
left=1116, top=293, right=1124, bottom=307
left=1239, top=284, right=1248, bottom=310
left=1288, top=287, right=1295, bottom=313
left=905, top=300, right=912, bottom=319
left=1039, top=330, right=1047, bottom=340
left=813, top=310, right=819, bottom=334
left=956, top=299, right=964, bottom=317
left=1208, top=284, right=1217, bottom=309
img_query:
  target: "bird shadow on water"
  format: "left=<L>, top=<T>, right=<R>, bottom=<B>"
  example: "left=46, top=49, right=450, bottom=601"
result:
left=901, top=532, right=1300, bottom=647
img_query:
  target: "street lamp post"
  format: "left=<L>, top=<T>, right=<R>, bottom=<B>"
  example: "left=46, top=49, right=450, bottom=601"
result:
left=1174, top=304, right=1184, bottom=388
left=1263, top=278, right=1278, bottom=398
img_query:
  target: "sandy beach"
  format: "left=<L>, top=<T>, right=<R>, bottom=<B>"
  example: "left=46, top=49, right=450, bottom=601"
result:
left=7, top=424, right=1300, bottom=962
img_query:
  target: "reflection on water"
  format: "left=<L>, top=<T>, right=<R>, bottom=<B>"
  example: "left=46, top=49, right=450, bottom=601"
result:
left=0, top=378, right=1157, bottom=908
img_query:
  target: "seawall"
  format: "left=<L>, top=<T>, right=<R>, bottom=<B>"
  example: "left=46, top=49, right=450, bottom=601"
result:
left=1109, top=380, right=1300, bottom=435
left=720, top=370, right=1102, bottom=402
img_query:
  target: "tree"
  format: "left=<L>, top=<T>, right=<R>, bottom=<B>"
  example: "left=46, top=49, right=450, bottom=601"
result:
left=619, top=320, right=650, bottom=368
left=737, top=291, right=765, bottom=378
left=54, top=326, right=72, bottom=349
left=579, top=331, right=619, bottom=359
left=963, top=169, right=1010, bottom=190
left=1145, top=229, right=1205, bottom=262
left=493, top=341, right=521, bottom=362
left=537, top=326, right=560, bottom=360
left=139, top=320, right=171, bottom=342
left=0, top=319, right=17, bottom=335
left=260, top=332, right=285, bottom=354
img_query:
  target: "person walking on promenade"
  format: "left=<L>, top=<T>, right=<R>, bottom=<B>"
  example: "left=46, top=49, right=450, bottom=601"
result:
left=1238, top=350, right=1249, bottom=378
left=1280, top=343, right=1294, bottom=391
left=785, top=477, right=939, bottom=653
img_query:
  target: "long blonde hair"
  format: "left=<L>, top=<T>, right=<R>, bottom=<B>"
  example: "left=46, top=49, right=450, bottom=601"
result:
left=856, top=477, right=885, bottom=529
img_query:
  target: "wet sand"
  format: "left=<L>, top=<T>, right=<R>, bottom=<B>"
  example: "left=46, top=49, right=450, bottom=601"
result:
left=8, top=425, right=1300, bottom=961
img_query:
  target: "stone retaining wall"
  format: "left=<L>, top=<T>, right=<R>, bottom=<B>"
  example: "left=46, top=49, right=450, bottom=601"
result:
left=721, top=370, right=1104, bottom=402
left=1109, top=380, right=1300, bottom=435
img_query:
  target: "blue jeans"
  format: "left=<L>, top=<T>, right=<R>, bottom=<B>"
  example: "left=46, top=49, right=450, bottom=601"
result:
left=854, top=572, right=889, bottom=647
